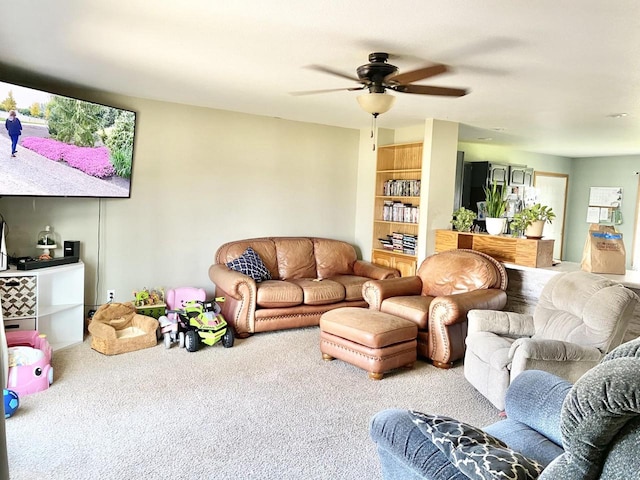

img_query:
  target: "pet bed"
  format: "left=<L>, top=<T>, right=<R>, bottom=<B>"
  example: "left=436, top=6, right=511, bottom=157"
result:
left=88, top=302, right=159, bottom=355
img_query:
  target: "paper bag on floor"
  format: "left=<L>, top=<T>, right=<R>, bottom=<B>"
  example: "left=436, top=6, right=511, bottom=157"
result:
left=581, top=224, right=626, bottom=275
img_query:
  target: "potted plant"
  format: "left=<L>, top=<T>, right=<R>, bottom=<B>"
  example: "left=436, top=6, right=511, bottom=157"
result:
left=508, top=214, right=528, bottom=237
left=483, top=181, right=508, bottom=235
left=510, top=203, right=556, bottom=238
left=450, top=207, right=477, bottom=232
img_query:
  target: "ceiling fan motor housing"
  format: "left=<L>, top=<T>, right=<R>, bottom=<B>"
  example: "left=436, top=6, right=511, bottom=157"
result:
left=357, top=52, right=398, bottom=93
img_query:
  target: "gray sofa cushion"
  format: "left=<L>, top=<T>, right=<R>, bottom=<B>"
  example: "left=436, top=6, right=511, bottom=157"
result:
left=483, top=370, right=570, bottom=467
left=533, top=271, right=636, bottom=352
left=540, top=354, right=640, bottom=479
left=370, top=409, right=469, bottom=480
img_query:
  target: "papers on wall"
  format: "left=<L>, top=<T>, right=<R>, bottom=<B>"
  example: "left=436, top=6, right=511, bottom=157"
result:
left=586, top=187, right=623, bottom=224
left=588, top=187, right=622, bottom=207
left=586, top=207, right=600, bottom=223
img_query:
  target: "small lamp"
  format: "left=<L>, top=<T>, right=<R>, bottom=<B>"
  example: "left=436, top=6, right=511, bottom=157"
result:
left=356, top=92, right=396, bottom=115
left=36, top=225, right=57, bottom=260
left=357, top=92, right=396, bottom=151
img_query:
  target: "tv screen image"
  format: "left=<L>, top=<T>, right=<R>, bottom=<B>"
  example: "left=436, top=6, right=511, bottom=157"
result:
left=0, top=81, right=136, bottom=198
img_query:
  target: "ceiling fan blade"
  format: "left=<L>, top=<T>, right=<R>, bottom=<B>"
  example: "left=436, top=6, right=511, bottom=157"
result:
left=384, top=64, right=449, bottom=84
left=393, top=84, right=468, bottom=97
left=306, top=64, right=362, bottom=83
left=289, top=86, right=365, bottom=96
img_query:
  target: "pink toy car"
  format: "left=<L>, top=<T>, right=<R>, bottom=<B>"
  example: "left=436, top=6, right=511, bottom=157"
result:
left=6, top=330, right=53, bottom=396
left=158, top=287, right=206, bottom=349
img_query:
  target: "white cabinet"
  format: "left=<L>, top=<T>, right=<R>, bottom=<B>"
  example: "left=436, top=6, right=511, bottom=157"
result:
left=0, top=262, right=84, bottom=350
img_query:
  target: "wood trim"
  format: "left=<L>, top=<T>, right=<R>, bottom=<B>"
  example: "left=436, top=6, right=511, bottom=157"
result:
left=534, top=171, right=568, bottom=260
left=633, top=175, right=640, bottom=268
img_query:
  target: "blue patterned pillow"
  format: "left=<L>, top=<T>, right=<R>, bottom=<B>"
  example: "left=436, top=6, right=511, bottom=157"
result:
left=226, top=247, right=272, bottom=283
left=410, top=411, right=543, bottom=480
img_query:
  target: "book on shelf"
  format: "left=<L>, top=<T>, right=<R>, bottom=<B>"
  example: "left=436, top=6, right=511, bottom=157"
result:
left=382, top=201, right=420, bottom=223
left=382, top=179, right=421, bottom=197
left=378, top=237, right=394, bottom=250
left=386, top=232, right=418, bottom=255
left=402, top=233, right=417, bottom=255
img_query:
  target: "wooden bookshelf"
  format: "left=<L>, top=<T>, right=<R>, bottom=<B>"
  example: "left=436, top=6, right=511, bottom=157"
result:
left=371, top=142, right=423, bottom=276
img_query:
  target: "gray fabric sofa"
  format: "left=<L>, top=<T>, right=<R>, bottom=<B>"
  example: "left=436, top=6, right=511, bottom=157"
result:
left=464, top=270, right=639, bottom=410
left=369, top=336, right=640, bottom=479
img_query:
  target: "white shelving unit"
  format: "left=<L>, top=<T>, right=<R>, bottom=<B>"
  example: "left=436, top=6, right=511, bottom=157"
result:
left=0, top=261, right=84, bottom=350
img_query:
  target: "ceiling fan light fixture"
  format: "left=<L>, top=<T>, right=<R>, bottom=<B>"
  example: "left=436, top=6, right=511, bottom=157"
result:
left=357, top=92, right=396, bottom=115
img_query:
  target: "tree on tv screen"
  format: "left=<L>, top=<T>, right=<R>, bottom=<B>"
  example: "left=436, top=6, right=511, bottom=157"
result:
left=47, top=96, right=104, bottom=147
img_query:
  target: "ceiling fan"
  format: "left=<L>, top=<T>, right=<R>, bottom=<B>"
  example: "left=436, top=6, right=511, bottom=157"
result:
left=292, top=52, right=469, bottom=116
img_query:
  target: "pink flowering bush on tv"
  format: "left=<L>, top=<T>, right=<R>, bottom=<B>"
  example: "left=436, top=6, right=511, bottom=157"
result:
left=22, top=137, right=115, bottom=178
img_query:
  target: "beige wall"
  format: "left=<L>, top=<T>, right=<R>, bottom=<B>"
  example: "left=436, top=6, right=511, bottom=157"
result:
left=0, top=95, right=360, bottom=306
left=421, top=120, right=459, bottom=259
left=353, top=121, right=459, bottom=264
left=4, top=74, right=621, bottom=311
left=458, top=141, right=572, bottom=174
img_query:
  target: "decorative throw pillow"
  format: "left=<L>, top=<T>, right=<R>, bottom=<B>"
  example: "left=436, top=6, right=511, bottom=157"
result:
left=410, top=411, right=543, bottom=480
left=226, top=247, right=272, bottom=283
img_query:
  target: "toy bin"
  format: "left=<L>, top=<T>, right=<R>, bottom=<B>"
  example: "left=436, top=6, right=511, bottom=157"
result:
left=135, top=303, right=167, bottom=319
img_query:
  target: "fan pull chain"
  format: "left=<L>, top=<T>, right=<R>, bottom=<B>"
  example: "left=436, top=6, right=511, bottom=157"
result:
left=371, top=113, right=379, bottom=151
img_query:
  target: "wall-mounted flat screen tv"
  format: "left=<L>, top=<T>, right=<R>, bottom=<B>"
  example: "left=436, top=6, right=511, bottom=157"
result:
left=0, top=80, right=136, bottom=198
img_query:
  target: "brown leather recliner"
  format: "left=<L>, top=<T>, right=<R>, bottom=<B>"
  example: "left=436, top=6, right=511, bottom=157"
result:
left=362, top=249, right=508, bottom=368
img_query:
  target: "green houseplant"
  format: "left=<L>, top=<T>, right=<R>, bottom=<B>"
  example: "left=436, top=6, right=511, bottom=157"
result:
left=483, top=181, right=508, bottom=234
left=510, top=203, right=556, bottom=238
left=450, top=207, right=477, bottom=232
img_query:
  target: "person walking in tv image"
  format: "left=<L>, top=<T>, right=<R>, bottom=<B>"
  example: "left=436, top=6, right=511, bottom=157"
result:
left=5, top=109, right=22, bottom=157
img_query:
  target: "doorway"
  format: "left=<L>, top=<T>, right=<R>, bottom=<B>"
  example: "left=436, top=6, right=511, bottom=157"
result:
left=533, top=172, right=568, bottom=260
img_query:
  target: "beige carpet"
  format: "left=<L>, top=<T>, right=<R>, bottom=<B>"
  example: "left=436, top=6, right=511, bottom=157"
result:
left=6, top=327, right=500, bottom=479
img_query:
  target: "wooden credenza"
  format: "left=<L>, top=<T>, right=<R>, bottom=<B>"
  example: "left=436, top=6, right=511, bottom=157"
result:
left=435, top=230, right=555, bottom=268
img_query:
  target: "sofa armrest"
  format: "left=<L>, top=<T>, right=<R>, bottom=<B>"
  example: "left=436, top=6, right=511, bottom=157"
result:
left=509, top=338, right=603, bottom=382
left=510, top=338, right=603, bottom=362
left=467, top=309, right=535, bottom=337
left=427, top=289, right=507, bottom=366
left=132, top=314, right=159, bottom=333
left=209, top=263, right=257, bottom=300
left=362, top=276, right=423, bottom=310
left=499, top=370, right=572, bottom=447
left=88, top=321, right=117, bottom=340
left=353, top=260, right=400, bottom=280
left=209, top=263, right=258, bottom=338
left=430, top=289, right=507, bottom=327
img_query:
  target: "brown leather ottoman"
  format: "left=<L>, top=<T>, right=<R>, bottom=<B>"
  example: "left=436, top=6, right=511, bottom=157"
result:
left=319, top=307, right=418, bottom=380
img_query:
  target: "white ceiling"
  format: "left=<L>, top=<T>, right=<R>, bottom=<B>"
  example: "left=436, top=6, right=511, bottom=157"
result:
left=1, top=0, right=639, bottom=157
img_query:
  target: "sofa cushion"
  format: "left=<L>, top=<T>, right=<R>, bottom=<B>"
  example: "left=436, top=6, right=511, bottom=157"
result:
left=314, top=238, right=356, bottom=279
left=275, top=238, right=317, bottom=280
left=256, top=280, right=303, bottom=308
left=410, top=410, right=544, bottom=480
left=288, top=278, right=345, bottom=305
left=226, top=247, right=272, bottom=283
left=327, top=275, right=369, bottom=301
left=418, top=250, right=499, bottom=297
left=217, top=239, right=279, bottom=280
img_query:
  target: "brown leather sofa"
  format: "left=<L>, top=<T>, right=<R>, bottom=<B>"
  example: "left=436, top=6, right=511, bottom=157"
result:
left=362, top=249, right=508, bottom=368
left=209, top=237, right=400, bottom=338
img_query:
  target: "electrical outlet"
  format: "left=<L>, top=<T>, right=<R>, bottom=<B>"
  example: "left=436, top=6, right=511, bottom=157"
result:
left=107, top=289, right=115, bottom=302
